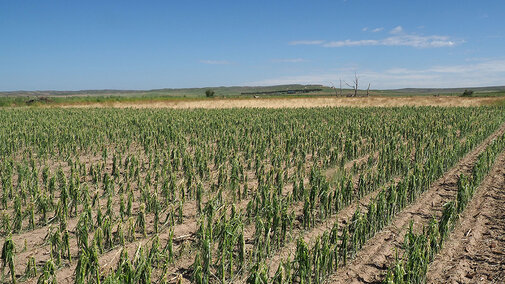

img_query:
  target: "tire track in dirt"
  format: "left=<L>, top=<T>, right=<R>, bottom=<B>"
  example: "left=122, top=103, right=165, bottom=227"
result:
left=427, top=150, right=505, bottom=284
left=326, top=121, right=505, bottom=284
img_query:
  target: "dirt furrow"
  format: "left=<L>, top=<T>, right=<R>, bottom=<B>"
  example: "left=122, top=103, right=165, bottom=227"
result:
left=426, top=150, right=505, bottom=284
left=326, top=122, right=505, bottom=283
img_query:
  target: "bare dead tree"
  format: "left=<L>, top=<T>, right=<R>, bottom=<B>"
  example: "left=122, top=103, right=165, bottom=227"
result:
left=345, top=73, right=359, bottom=97
left=353, top=73, right=359, bottom=97
left=340, top=73, right=372, bottom=97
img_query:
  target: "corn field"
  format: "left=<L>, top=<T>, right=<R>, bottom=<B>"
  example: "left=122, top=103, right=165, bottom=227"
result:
left=0, top=106, right=504, bottom=283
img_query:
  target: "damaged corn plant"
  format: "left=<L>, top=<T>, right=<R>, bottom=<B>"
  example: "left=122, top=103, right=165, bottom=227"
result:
left=0, top=106, right=503, bottom=283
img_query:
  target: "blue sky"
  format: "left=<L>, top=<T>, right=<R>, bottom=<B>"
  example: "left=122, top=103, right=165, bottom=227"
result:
left=1, top=0, right=505, bottom=91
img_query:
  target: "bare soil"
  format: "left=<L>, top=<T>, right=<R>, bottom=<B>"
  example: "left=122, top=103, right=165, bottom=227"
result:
left=427, top=152, right=505, bottom=283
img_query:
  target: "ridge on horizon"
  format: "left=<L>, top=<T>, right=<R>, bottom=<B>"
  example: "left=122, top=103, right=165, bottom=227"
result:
left=2, top=84, right=505, bottom=97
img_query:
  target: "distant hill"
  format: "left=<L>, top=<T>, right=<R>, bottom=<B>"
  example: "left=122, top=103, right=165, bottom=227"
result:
left=388, top=86, right=505, bottom=94
left=1, top=84, right=505, bottom=98
left=0, top=84, right=332, bottom=97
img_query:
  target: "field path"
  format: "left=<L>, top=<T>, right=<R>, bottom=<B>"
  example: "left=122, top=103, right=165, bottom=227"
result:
left=426, top=151, right=505, bottom=283
left=326, top=121, right=505, bottom=283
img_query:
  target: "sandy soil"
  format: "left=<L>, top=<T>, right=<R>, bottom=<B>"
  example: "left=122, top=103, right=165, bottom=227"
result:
left=326, top=122, right=505, bottom=283
left=427, top=152, right=505, bottom=283
left=53, top=96, right=504, bottom=109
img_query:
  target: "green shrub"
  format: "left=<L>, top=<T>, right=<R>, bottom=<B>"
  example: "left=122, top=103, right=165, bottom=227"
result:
left=460, top=89, right=474, bottom=97
left=205, top=89, right=215, bottom=98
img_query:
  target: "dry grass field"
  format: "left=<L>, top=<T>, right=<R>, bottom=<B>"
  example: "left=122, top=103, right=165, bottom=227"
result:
left=53, top=96, right=505, bottom=109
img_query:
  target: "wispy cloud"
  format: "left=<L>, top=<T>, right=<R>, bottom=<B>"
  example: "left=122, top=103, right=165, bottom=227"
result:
left=383, top=59, right=505, bottom=75
left=322, top=35, right=458, bottom=48
left=364, top=27, right=383, bottom=33
left=322, top=39, right=377, bottom=47
left=291, top=26, right=461, bottom=48
left=199, top=60, right=232, bottom=65
left=288, top=40, right=325, bottom=45
left=390, top=26, right=403, bottom=34
left=272, top=58, right=308, bottom=63
left=428, top=59, right=505, bottom=74
left=246, top=59, right=505, bottom=89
